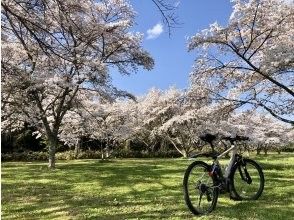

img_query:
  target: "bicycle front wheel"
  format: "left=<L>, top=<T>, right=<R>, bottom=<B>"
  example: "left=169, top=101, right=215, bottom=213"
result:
left=231, top=158, right=264, bottom=200
left=183, top=161, right=218, bottom=215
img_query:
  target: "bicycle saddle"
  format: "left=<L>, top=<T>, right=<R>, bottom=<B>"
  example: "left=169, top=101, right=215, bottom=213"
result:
left=199, top=133, right=217, bottom=144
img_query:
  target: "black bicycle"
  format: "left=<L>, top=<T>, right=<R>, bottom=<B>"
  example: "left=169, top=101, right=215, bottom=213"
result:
left=183, top=134, right=264, bottom=215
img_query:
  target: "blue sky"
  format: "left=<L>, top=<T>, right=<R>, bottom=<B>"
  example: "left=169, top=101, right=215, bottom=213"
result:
left=112, top=0, right=233, bottom=95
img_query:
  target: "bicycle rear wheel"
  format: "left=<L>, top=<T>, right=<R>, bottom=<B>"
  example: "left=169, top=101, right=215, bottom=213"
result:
left=231, top=158, right=264, bottom=200
left=183, top=161, right=218, bottom=215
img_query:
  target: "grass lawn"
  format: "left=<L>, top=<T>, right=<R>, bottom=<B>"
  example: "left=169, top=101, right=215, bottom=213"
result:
left=1, top=153, right=294, bottom=219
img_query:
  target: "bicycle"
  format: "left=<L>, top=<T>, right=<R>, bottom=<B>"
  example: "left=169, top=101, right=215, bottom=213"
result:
left=183, top=133, right=264, bottom=215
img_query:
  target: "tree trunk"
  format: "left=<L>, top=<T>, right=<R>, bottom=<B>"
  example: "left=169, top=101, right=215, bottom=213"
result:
left=100, top=142, right=104, bottom=159
left=48, top=137, right=58, bottom=169
left=182, top=149, right=188, bottom=158
left=169, top=138, right=186, bottom=157
left=105, top=137, right=110, bottom=159
left=74, top=138, right=81, bottom=159
left=256, top=144, right=261, bottom=155
left=105, top=146, right=109, bottom=158
left=277, top=146, right=281, bottom=154
left=125, top=139, right=131, bottom=151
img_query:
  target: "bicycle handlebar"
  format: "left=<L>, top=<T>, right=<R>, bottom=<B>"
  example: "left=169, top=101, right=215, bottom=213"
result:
left=199, top=133, right=249, bottom=145
left=222, top=135, right=249, bottom=143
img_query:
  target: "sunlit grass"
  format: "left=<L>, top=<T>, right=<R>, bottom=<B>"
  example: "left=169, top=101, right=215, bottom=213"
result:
left=1, top=153, right=294, bottom=219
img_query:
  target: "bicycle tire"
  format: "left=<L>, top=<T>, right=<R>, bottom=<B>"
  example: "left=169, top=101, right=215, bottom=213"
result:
left=183, top=161, right=219, bottom=215
left=230, top=158, right=264, bottom=200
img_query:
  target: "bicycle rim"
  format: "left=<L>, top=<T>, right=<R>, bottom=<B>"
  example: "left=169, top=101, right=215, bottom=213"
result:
left=233, top=160, right=264, bottom=200
left=184, top=162, right=218, bottom=214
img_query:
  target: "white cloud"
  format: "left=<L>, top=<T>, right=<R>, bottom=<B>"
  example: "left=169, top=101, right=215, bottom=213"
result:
left=146, top=23, right=163, bottom=40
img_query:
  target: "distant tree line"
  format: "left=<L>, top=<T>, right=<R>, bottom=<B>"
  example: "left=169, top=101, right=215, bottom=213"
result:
left=2, top=87, right=293, bottom=161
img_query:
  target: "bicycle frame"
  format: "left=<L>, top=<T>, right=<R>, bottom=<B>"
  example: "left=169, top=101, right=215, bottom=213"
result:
left=190, top=141, right=242, bottom=182
left=216, top=144, right=238, bottom=178
left=183, top=137, right=265, bottom=215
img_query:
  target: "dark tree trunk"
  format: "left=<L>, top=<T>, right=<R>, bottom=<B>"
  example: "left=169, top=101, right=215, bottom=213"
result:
left=48, top=137, right=58, bottom=169
left=256, top=144, right=261, bottom=155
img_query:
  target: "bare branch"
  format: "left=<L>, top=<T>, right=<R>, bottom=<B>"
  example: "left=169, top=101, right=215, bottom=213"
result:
left=151, top=0, right=180, bottom=36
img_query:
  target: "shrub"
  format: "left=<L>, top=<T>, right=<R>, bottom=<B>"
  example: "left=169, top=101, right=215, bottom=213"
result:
left=55, top=150, right=75, bottom=160
left=1, top=151, right=48, bottom=161
left=1, top=150, right=103, bottom=161
left=77, top=150, right=101, bottom=159
left=1, top=148, right=181, bottom=161
left=56, top=150, right=102, bottom=160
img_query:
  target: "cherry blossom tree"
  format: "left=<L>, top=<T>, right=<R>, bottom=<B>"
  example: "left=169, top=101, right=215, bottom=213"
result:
left=1, top=0, right=154, bottom=168
left=188, top=0, right=294, bottom=124
left=223, top=111, right=293, bottom=155
left=159, top=101, right=238, bottom=157
left=159, top=109, right=203, bottom=157
left=132, top=87, right=226, bottom=157
left=88, top=99, right=136, bottom=159
left=131, top=87, right=183, bottom=153
left=59, top=96, right=136, bottom=159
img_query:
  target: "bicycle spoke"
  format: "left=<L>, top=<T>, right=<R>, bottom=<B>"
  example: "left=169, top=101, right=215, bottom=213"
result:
left=232, top=159, right=264, bottom=200
left=183, top=161, right=218, bottom=215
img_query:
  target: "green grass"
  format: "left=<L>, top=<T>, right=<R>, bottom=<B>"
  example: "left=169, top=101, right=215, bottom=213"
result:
left=2, top=153, right=294, bottom=219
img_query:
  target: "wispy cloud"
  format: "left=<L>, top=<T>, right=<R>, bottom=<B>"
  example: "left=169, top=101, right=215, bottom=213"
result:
left=174, top=0, right=181, bottom=7
left=146, top=23, right=163, bottom=40
left=283, top=0, right=293, bottom=4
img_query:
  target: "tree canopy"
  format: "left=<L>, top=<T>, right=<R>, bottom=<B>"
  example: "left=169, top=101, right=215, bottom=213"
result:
left=1, top=0, right=154, bottom=168
left=188, top=0, right=294, bottom=124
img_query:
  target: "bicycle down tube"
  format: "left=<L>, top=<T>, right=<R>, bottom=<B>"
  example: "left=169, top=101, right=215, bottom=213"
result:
left=216, top=144, right=237, bottom=178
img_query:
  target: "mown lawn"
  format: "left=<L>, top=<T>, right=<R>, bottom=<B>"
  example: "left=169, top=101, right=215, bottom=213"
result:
left=1, top=153, right=294, bottom=219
